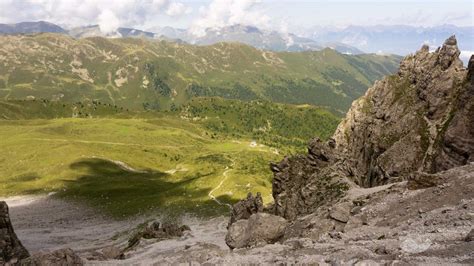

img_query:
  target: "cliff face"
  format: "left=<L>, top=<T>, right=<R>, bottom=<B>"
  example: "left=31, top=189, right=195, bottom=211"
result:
left=333, top=36, right=472, bottom=187
left=270, top=36, right=473, bottom=220
left=434, top=54, right=474, bottom=172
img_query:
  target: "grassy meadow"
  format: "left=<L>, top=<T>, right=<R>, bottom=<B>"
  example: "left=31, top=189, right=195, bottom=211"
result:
left=0, top=98, right=340, bottom=218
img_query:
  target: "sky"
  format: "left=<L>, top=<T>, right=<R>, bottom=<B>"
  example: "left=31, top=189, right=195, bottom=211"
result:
left=0, top=0, right=473, bottom=34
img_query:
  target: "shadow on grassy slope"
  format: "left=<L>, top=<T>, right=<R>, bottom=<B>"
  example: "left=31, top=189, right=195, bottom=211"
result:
left=57, top=158, right=237, bottom=218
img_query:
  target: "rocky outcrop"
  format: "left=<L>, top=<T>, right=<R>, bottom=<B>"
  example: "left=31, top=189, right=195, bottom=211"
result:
left=225, top=36, right=473, bottom=256
left=270, top=138, right=354, bottom=220
left=0, top=201, right=30, bottom=265
left=333, top=36, right=471, bottom=187
left=142, top=221, right=190, bottom=240
left=228, top=192, right=263, bottom=227
left=265, top=36, right=472, bottom=222
left=225, top=213, right=287, bottom=249
left=128, top=221, right=191, bottom=249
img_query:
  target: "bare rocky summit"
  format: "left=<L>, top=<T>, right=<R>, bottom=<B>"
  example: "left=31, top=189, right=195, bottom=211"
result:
left=333, top=35, right=472, bottom=186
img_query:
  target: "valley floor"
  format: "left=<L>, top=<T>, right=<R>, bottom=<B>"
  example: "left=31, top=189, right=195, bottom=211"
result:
left=0, top=117, right=283, bottom=218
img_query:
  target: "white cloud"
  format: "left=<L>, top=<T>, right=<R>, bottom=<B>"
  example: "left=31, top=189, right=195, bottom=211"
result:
left=166, top=2, right=192, bottom=17
left=98, top=9, right=120, bottom=34
left=0, top=0, right=173, bottom=33
left=190, top=0, right=270, bottom=37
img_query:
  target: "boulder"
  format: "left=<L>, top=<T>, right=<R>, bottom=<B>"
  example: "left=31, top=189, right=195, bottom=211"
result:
left=20, top=248, right=83, bottom=265
left=225, top=213, right=288, bottom=249
left=101, top=246, right=124, bottom=260
left=142, top=221, right=191, bottom=240
left=228, top=192, right=263, bottom=227
left=329, top=201, right=353, bottom=223
left=0, top=201, right=30, bottom=265
left=127, top=220, right=191, bottom=249
left=225, top=220, right=249, bottom=249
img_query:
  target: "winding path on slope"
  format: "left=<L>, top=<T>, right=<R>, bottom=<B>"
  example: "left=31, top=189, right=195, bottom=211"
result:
left=208, top=161, right=234, bottom=210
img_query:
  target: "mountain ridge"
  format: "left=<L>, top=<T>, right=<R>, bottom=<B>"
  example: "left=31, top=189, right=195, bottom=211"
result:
left=0, top=33, right=401, bottom=112
left=0, top=21, right=364, bottom=54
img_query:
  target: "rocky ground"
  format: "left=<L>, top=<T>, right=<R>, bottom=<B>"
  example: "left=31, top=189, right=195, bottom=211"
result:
left=2, top=164, right=473, bottom=265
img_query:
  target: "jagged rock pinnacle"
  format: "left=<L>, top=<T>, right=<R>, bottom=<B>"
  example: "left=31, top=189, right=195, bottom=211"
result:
left=438, top=35, right=461, bottom=69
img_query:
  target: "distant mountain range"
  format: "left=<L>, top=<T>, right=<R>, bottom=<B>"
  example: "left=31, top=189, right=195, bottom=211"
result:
left=0, top=21, right=363, bottom=54
left=301, top=25, right=474, bottom=61
left=1, top=21, right=471, bottom=61
left=153, top=24, right=364, bottom=54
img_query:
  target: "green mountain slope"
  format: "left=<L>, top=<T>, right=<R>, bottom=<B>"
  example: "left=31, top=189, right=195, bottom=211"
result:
left=0, top=33, right=400, bottom=112
left=180, top=97, right=339, bottom=150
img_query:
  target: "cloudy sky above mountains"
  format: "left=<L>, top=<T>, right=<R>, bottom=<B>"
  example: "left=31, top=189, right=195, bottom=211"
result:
left=0, top=0, right=472, bottom=34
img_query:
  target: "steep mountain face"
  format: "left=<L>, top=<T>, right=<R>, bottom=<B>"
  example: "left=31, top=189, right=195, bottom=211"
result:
left=333, top=36, right=472, bottom=187
left=0, top=33, right=400, bottom=111
left=0, top=21, right=66, bottom=35
left=269, top=36, right=473, bottom=220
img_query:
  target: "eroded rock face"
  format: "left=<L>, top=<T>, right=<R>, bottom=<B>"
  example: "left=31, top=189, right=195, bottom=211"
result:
left=225, top=213, right=287, bottom=249
left=0, top=201, right=30, bottom=265
left=433, top=55, right=474, bottom=172
left=333, top=36, right=472, bottom=187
